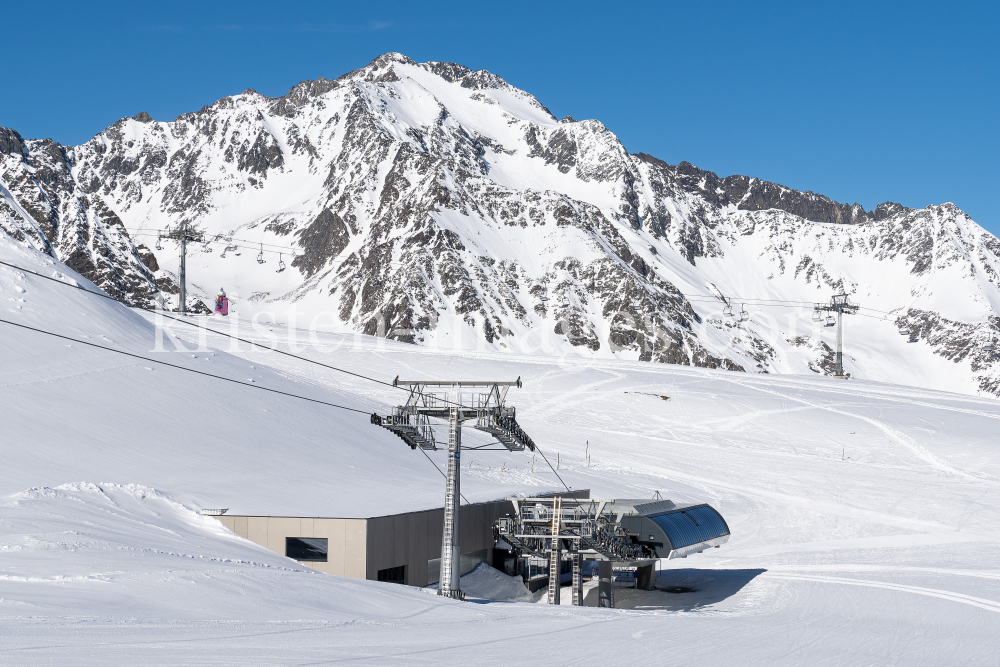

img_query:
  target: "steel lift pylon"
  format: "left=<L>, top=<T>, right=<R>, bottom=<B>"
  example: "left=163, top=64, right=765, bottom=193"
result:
left=371, top=378, right=536, bottom=600
left=161, top=221, right=204, bottom=313
left=814, top=293, right=860, bottom=378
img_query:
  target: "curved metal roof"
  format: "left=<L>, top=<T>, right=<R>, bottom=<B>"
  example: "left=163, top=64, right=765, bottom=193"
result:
left=647, top=504, right=730, bottom=550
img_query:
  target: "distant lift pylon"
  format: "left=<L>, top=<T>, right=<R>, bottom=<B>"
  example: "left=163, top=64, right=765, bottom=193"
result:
left=370, top=378, right=535, bottom=600
left=814, top=293, right=860, bottom=378
left=161, top=221, right=204, bottom=313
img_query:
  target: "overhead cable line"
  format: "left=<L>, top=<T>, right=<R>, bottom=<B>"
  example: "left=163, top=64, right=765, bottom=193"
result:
left=0, top=258, right=467, bottom=408
left=130, top=229, right=305, bottom=254
left=533, top=443, right=570, bottom=493
left=133, top=233, right=303, bottom=258
left=0, top=317, right=510, bottom=495
left=0, top=317, right=371, bottom=416
left=419, top=448, right=471, bottom=505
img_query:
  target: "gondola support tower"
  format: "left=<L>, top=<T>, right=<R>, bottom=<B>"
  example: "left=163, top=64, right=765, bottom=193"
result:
left=814, top=294, right=860, bottom=378
left=370, top=378, right=536, bottom=600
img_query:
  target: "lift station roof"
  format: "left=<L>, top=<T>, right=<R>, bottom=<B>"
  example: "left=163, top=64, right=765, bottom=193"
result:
left=609, top=499, right=731, bottom=559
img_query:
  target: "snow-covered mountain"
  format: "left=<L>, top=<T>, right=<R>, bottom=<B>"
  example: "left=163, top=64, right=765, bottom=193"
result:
left=2, top=52, right=999, bottom=395
left=0, top=129, right=162, bottom=307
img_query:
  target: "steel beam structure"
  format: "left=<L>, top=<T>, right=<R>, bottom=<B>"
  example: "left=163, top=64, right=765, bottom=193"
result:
left=371, top=379, right=534, bottom=601
left=598, top=560, right=614, bottom=608
left=814, top=294, right=860, bottom=378
left=161, top=222, right=204, bottom=313
left=546, top=496, right=562, bottom=605
left=439, top=407, right=463, bottom=598
left=496, top=496, right=729, bottom=607
left=571, top=552, right=583, bottom=606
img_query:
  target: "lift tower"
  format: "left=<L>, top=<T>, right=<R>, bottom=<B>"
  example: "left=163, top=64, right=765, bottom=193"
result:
left=371, top=379, right=536, bottom=599
left=814, top=294, right=860, bottom=378
left=162, top=222, right=204, bottom=313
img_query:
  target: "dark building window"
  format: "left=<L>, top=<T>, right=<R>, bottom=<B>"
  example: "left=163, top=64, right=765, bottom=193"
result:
left=286, top=537, right=328, bottom=562
left=377, top=565, right=406, bottom=584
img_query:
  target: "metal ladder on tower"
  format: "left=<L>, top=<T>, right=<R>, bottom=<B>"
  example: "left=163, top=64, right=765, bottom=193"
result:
left=547, top=496, right=562, bottom=605
left=571, top=551, right=582, bottom=606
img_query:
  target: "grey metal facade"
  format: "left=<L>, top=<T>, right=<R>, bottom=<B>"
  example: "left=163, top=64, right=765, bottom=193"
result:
left=214, top=490, right=590, bottom=588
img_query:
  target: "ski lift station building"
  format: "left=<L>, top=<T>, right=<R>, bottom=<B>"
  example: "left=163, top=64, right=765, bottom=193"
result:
left=209, top=490, right=732, bottom=589
left=211, top=490, right=591, bottom=586
left=206, top=379, right=730, bottom=597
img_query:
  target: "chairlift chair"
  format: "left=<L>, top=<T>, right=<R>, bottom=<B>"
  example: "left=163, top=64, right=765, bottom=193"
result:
left=723, top=303, right=734, bottom=317
left=155, top=236, right=162, bottom=251
left=257, top=244, right=265, bottom=264
left=898, top=326, right=909, bottom=335
left=812, top=311, right=822, bottom=322
left=825, top=315, right=836, bottom=327
left=739, top=304, right=749, bottom=322
left=276, top=253, right=286, bottom=273
left=908, top=333, right=919, bottom=343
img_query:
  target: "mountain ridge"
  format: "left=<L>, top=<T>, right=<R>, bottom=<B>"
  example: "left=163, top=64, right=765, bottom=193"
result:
left=1, top=51, right=998, bottom=396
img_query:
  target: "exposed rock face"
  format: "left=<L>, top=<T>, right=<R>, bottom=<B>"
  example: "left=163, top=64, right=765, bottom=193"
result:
left=2, top=52, right=999, bottom=396
left=0, top=129, right=161, bottom=307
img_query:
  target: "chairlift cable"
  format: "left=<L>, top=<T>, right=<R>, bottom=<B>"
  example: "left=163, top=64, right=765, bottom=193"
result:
left=0, top=258, right=924, bottom=409
left=533, top=443, right=570, bottom=493
left=0, top=317, right=371, bottom=415
left=0, top=256, right=477, bottom=409
left=130, top=233, right=303, bottom=257
left=129, top=230, right=304, bottom=255
left=0, top=259, right=451, bottom=403
left=130, top=232, right=904, bottom=315
left=418, top=448, right=471, bottom=505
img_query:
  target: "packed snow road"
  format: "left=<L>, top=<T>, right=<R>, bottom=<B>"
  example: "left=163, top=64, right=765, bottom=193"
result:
left=2, top=238, right=999, bottom=664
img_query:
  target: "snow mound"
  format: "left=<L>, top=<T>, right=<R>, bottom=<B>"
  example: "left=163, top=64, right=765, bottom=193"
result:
left=428, top=563, right=537, bottom=602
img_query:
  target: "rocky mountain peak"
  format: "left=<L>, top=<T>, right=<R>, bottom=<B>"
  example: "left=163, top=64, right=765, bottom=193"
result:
left=2, top=53, right=998, bottom=397
left=0, top=128, right=28, bottom=160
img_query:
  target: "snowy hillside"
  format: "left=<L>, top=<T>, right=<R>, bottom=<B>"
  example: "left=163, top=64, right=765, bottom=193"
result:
left=2, top=233, right=999, bottom=664
left=1, top=51, right=1000, bottom=399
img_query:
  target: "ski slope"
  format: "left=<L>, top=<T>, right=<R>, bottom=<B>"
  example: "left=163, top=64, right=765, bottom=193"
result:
left=2, top=236, right=999, bottom=665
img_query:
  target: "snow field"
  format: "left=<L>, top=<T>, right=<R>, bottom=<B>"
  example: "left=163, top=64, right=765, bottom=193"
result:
left=2, top=236, right=1000, bottom=664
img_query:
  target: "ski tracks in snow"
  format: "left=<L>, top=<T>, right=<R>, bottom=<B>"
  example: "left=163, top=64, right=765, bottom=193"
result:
left=717, top=374, right=989, bottom=483
left=763, top=572, right=1000, bottom=614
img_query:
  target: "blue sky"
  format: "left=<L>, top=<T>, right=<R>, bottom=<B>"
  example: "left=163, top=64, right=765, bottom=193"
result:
left=4, top=1, right=998, bottom=233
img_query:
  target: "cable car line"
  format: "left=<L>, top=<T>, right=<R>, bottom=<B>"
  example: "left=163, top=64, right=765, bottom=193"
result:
left=0, top=258, right=406, bottom=394
left=131, top=229, right=908, bottom=316
left=0, top=316, right=371, bottom=416
left=0, top=259, right=473, bottom=409
left=1, top=257, right=941, bottom=409
left=129, top=229, right=305, bottom=254
left=130, top=232, right=303, bottom=258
